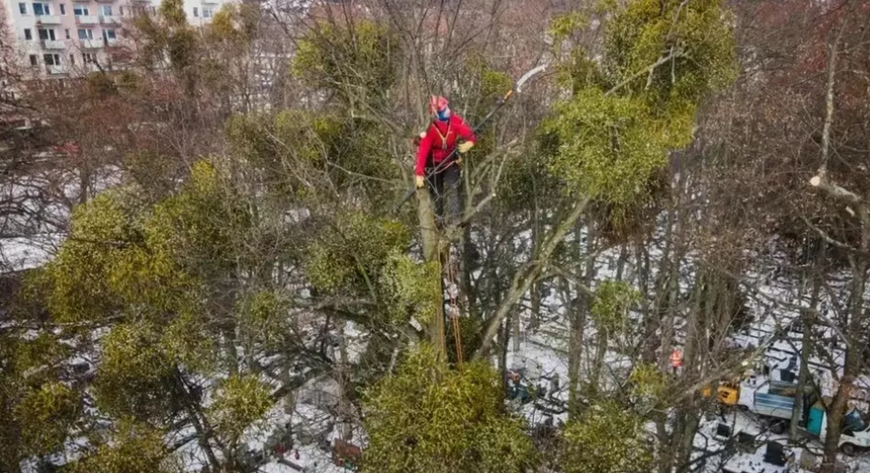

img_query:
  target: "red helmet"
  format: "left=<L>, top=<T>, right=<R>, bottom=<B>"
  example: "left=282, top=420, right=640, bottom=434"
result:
left=429, top=95, right=448, bottom=115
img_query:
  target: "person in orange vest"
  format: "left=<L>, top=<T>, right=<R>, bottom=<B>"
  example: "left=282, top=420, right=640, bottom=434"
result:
left=415, top=96, right=477, bottom=226
left=670, top=349, right=682, bottom=375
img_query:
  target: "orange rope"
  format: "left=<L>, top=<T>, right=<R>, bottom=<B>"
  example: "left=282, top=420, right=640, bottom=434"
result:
left=445, top=247, right=463, bottom=368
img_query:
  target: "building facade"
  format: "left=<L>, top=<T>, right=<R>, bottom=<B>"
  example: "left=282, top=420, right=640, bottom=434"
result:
left=4, top=0, right=230, bottom=77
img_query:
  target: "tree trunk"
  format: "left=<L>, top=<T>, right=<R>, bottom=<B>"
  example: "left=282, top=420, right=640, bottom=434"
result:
left=589, top=245, right=623, bottom=396
left=588, top=328, right=607, bottom=396
left=78, top=160, right=90, bottom=205
left=416, top=189, right=446, bottom=358
left=565, top=273, right=583, bottom=417
left=655, top=417, right=669, bottom=473
left=637, top=242, right=657, bottom=364
left=675, top=411, right=701, bottom=473
left=461, top=222, right=477, bottom=319
left=811, top=16, right=857, bottom=473
left=654, top=201, right=681, bottom=373
left=614, top=247, right=627, bottom=281
left=568, top=221, right=596, bottom=416
left=790, top=239, right=824, bottom=442
left=659, top=270, right=679, bottom=374
left=219, top=275, right=240, bottom=376
left=821, top=257, right=866, bottom=473
left=173, top=369, right=221, bottom=472
left=499, top=312, right=511, bottom=395
left=529, top=197, right=542, bottom=333
left=496, top=267, right=510, bottom=394
left=337, top=322, right=353, bottom=441
left=460, top=165, right=478, bottom=320
left=512, top=304, right=521, bottom=353
left=665, top=273, right=706, bottom=473
left=682, top=271, right=706, bottom=381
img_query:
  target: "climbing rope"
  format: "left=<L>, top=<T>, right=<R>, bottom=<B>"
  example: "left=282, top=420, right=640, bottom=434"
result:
left=444, top=245, right=463, bottom=368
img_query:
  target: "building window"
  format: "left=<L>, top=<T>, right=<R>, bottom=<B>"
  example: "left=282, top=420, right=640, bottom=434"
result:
left=77, top=29, right=93, bottom=40
left=69, top=54, right=75, bottom=65
left=33, top=3, right=52, bottom=16
left=38, top=29, right=57, bottom=41
left=192, top=7, right=198, bottom=17
left=82, top=53, right=94, bottom=63
left=59, top=3, right=65, bottom=14
left=148, top=6, right=156, bottom=14
left=103, top=29, right=116, bottom=40
left=119, top=6, right=124, bottom=15
left=29, top=55, right=37, bottom=66
left=65, top=29, right=70, bottom=39
left=18, top=3, right=26, bottom=14
left=43, top=53, right=60, bottom=66
left=202, top=7, right=213, bottom=18
left=100, top=5, right=111, bottom=15
left=73, top=5, right=89, bottom=16
left=24, top=28, right=32, bottom=40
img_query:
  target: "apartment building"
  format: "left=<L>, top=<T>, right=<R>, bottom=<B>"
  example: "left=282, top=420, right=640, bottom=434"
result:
left=4, top=0, right=232, bottom=77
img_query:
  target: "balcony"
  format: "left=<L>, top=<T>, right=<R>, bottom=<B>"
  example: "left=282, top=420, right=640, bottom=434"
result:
left=96, top=0, right=115, bottom=3
left=35, top=15, right=61, bottom=25
left=100, top=15, right=121, bottom=24
left=46, top=65, right=65, bottom=75
left=104, top=38, right=118, bottom=47
left=76, top=15, right=100, bottom=25
left=41, top=40, right=66, bottom=50
left=81, top=39, right=102, bottom=49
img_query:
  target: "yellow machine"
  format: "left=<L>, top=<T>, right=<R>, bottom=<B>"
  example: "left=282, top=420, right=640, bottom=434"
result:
left=717, top=382, right=739, bottom=406
left=701, top=380, right=739, bottom=406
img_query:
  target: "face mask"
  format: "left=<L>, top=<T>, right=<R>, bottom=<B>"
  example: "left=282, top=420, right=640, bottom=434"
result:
left=436, top=108, right=450, bottom=122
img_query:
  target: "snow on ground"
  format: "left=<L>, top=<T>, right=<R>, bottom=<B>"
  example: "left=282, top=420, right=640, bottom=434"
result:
left=170, top=395, right=348, bottom=473
left=498, top=239, right=870, bottom=472
left=0, top=165, right=124, bottom=274
left=0, top=233, right=62, bottom=271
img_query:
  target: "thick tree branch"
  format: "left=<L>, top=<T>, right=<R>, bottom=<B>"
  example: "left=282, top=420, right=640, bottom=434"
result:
left=473, top=195, right=590, bottom=359
left=809, top=174, right=864, bottom=207
left=606, top=50, right=684, bottom=97
left=817, top=18, right=847, bottom=177
left=800, top=216, right=864, bottom=254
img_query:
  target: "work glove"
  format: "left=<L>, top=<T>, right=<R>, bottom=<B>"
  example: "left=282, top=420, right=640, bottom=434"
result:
left=457, top=141, right=474, bottom=153
left=415, top=175, right=426, bottom=189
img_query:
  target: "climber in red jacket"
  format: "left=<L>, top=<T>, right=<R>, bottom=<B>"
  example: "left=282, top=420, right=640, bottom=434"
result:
left=415, top=96, right=477, bottom=226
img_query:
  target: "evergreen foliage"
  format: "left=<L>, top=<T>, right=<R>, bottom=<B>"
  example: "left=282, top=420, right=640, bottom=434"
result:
left=14, top=381, right=81, bottom=456
left=306, top=212, right=439, bottom=326
left=225, top=110, right=396, bottom=203
left=68, top=422, right=180, bottom=473
left=362, top=345, right=536, bottom=473
left=293, top=20, right=401, bottom=108
left=543, top=0, right=736, bottom=232
left=590, top=280, right=639, bottom=335
left=560, top=400, right=653, bottom=473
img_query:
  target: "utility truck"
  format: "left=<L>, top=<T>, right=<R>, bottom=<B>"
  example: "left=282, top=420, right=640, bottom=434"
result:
left=753, top=380, right=870, bottom=455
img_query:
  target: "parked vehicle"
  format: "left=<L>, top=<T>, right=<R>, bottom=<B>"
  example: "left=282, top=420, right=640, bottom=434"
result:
left=752, top=382, right=870, bottom=455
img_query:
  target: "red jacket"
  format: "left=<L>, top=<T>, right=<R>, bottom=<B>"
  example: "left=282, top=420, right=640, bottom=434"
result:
left=415, top=115, right=476, bottom=176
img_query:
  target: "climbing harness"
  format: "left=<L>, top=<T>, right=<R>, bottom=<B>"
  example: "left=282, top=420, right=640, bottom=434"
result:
left=432, top=120, right=452, bottom=152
